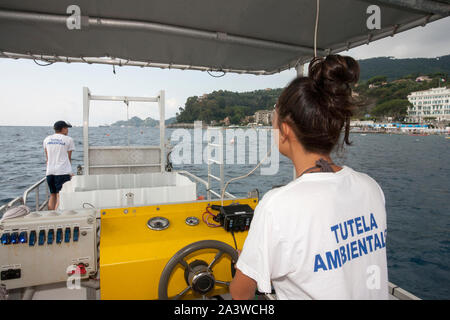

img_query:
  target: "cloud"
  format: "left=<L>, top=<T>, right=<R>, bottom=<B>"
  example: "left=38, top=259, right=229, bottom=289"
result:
left=166, top=97, right=179, bottom=118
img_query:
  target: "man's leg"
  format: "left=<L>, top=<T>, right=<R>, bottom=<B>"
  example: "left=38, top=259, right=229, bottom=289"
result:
left=53, top=175, right=71, bottom=210
left=55, top=193, right=60, bottom=210
left=46, top=175, right=57, bottom=210
left=48, top=193, right=57, bottom=210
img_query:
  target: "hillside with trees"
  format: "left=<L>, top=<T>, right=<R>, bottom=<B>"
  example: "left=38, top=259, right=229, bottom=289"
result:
left=175, top=55, right=449, bottom=124
left=175, top=89, right=282, bottom=124
left=358, top=55, right=450, bottom=81
left=111, top=116, right=176, bottom=127
left=353, top=74, right=447, bottom=120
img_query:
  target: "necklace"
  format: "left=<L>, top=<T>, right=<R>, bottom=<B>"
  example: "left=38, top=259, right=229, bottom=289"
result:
left=297, top=158, right=336, bottom=178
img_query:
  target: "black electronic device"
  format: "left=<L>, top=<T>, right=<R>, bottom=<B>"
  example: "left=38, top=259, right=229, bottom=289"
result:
left=210, top=204, right=254, bottom=232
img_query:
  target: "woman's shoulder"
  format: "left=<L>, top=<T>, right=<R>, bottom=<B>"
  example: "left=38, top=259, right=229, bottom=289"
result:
left=258, top=166, right=384, bottom=211
left=257, top=179, right=308, bottom=212
left=257, top=187, right=283, bottom=208
left=350, top=167, right=386, bottom=204
left=346, top=167, right=384, bottom=191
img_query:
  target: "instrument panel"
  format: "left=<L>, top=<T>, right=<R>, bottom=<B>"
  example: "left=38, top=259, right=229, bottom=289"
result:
left=0, top=209, right=98, bottom=290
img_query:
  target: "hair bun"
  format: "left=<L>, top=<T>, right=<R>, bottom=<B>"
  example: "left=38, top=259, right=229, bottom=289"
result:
left=308, top=55, right=359, bottom=96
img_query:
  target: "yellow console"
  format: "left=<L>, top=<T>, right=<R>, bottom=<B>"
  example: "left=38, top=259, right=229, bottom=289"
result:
left=100, top=198, right=257, bottom=300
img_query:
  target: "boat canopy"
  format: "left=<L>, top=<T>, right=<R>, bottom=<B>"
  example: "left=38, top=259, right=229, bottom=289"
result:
left=0, top=0, right=448, bottom=75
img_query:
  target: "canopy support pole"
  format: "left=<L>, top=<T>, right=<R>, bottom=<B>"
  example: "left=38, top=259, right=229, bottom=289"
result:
left=83, top=87, right=90, bottom=175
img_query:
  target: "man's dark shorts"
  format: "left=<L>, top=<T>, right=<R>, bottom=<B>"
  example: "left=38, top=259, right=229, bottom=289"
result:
left=46, top=175, right=71, bottom=194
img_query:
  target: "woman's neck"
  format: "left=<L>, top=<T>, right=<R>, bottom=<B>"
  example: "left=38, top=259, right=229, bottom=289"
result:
left=289, top=145, right=341, bottom=177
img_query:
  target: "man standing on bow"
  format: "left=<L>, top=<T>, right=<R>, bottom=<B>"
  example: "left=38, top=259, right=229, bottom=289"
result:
left=43, top=121, right=75, bottom=210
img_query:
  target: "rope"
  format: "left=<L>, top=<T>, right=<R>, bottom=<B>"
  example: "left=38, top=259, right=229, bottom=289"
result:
left=294, top=0, right=320, bottom=72
left=33, top=59, right=54, bottom=66
left=314, top=0, right=320, bottom=58
left=207, top=70, right=226, bottom=78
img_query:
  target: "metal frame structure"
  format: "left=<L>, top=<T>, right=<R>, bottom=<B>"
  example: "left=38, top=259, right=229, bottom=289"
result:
left=175, top=126, right=236, bottom=201
left=0, top=177, right=50, bottom=215
left=206, top=127, right=236, bottom=200
left=206, top=127, right=225, bottom=200
left=0, top=1, right=448, bottom=75
left=82, top=87, right=166, bottom=175
left=22, top=177, right=50, bottom=211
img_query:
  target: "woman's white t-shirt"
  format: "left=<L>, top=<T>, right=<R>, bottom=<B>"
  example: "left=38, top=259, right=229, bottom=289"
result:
left=236, top=166, right=388, bottom=300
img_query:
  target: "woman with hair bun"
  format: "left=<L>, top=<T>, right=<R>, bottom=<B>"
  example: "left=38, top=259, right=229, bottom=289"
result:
left=230, top=55, right=388, bottom=300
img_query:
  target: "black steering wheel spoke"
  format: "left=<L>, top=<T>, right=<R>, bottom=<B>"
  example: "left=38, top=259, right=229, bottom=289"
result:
left=208, top=250, right=224, bottom=271
left=179, top=259, right=191, bottom=272
left=172, top=286, right=191, bottom=300
left=215, top=279, right=230, bottom=287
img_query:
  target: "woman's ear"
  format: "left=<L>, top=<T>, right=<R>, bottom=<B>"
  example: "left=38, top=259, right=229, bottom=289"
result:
left=280, top=122, right=291, bottom=144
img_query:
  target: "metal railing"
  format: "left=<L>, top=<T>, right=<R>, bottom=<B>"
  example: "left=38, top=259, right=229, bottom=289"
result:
left=176, top=170, right=235, bottom=200
left=1, top=159, right=231, bottom=217
left=0, top=177, right=49, bottom=216
left=0, top=196, right=24, bottom=216
left=207, top=127, right=225, bottom=200
left=23, top=177, right=49, bottom=211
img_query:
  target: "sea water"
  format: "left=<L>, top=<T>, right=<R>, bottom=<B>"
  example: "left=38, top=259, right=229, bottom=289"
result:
left=0, top=126, right=448, bottom=299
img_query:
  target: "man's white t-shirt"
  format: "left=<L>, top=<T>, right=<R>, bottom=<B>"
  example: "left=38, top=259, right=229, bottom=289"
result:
left=43, top=133, right=75, bottom=176
left=236, top=166, right=388, bottom=300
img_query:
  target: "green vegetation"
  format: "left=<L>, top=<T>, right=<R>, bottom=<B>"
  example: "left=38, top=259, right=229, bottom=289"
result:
left=353, top=75, right=447, bottom=120
left=367, top=75, right=387, bottom=85
left=358, top=55, right=450, bottom=81
left=175, top=89, right=282, bottom=124
left=175, top=55, right=449, bottom=124
left=174, top=74, right=447, bottom=124
left=370, top=99, right=410, bottom=120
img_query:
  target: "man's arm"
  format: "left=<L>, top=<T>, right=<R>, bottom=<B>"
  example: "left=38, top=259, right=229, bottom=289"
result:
left=44, top=148, right=48, bottom=164
left=230, top=268, right=257, bottom=300
left=68, top=137, right=75, bottom=164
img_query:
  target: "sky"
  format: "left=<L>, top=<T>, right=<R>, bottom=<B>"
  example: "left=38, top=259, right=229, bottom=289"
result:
left=0, top=17, right=449, bottom=127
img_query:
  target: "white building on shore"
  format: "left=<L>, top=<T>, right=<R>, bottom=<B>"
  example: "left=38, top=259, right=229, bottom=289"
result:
left=407, top=87, right=450, bottom=123
left=254, top=109, right=273, bottom=125
left=350, top=120, right=375, bottom=127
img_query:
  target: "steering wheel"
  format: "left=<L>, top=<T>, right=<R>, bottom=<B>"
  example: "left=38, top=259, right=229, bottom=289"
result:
left=158, top=240, right=238, bottom=300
